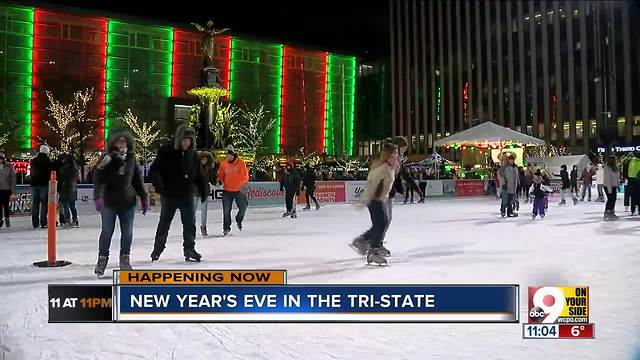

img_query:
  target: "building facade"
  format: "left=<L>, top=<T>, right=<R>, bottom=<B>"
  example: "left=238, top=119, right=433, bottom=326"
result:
left=0, top=3, right=357, bottom=155
left=385, top=0, right=640, bottom=155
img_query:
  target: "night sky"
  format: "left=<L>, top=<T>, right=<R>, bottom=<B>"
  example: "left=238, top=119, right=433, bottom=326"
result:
left=29, top=0, right=389, bottom=60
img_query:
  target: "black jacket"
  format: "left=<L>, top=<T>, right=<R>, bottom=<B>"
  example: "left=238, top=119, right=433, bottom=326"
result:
left=570, top=169, right=578, bottom=183
left=280, top=169, right=301, bottom=193
left=94, top=131, right=148, bottom=209
left=30, top=153, right=52, bottom=186
left=57, top=154, right=78, bottom=202
left=302, top=168, right=316, bottom=190
left=150, top=125, right=205, bottom=200
left=555, top=169, right=570, bottom=189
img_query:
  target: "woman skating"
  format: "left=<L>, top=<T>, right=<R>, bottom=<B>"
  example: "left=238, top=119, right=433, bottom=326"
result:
left=302, top=166, right=320, bottom=210
left=194, top=151, right=216, bottom=236
left=0, top=149, right=16, bottom=228
left=350, top=142, right=398, bottom=265
left=93, top=131, right=149, bottom=276
left=57, top=153, right=79, bottom=228
left=280, top=161, right=301, bottom=218
left=603, top=155, right=620, bottom=221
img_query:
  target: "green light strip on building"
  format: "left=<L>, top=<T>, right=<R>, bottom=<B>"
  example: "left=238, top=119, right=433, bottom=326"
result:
left=275, top=44, right=283, bottom=154
left=105, top=19, right=113, bottom=140
left=325, top=55, right=333, bottom=155
left=348, top=56, right=356, bottom=156
left=25, top=8, right=34, bottom=149
left=228, top=38, right=235, bottom=102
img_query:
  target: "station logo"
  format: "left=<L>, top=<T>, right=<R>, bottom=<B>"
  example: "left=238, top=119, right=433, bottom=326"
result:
left=527, top=286, right=589, bottom=324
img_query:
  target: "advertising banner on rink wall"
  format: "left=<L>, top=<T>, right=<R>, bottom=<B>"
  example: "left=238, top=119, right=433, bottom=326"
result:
left=345, top=181, right=367, bottom=202
left=299, top=181, right=346, bottom=204
left=455, top=180, right=486, bottom=197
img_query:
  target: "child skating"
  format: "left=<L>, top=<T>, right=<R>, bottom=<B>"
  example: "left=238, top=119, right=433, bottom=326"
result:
left=531, top=170, right=547, bottom=220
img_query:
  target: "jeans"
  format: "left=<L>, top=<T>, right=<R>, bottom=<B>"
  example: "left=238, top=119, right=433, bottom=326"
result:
left=361, top=199, right=388, bottom=248
left=285, top=190, right=296, bottom=212
left=605, top=187, right=618, bottom=212
left=60, top=201, right=77, bottom=223
left=98, top=206, right=135, bottom=257
left=31, top=186, right=48, bottom=227
left=532, top=197, right=545, bottom=216
left=193, top=197, right=208, bottom=226
left=222, top=190, right=248, bottom=231
left=597, top=184, right=605, bottom=200
left=305, top=188, right=319, bottom=207
left=500, top=192, right=515, bottom=215
left=0, top=190, right=10, bottom=219
left=581, top=184, right=592, bottom=201
left=154, top=195, right=196, bottom=251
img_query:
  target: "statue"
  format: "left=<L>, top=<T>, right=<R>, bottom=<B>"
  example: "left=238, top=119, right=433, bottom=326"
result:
left=202, top=65, right=222, bottom=88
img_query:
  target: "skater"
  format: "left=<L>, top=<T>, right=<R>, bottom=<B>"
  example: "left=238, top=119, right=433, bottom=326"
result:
left=280, top=161, right=301, bottom=218
left=570, top=165, right=579, bottom=198
left=624, top=152, right=640, bottom=214
left=524, top=164, right=534, bottom=202
left=302, top=166, right=320, bottom=210
left=603, top=155, right=620, bottom=220
left=418, top=169, right=427, bottom=202
left=30, top=145, right=52, bottom=229
left=150, top=125, right=206, bottom=262
left=580, top=163, right=595, bottom=201
left=194, top=151, right=216, bottom=236
left=531, top=170, right=546, bottom=220
left=217, top=145, right=249, bottom=236
left=403, top=175, right=415, bottom=204
left=595, top=162, right=605, bottom=202
left=498, top=154, right=519, bottom=217
left=93, top=131, right=149, bottom=276
left=57, top=153, right=79, bottom=228
left=540, top=168, right=551, bottom=210
left=554, top=165, right=575, bottom=205
left=386, top=136, right=408, bottom=226
left=0, top=149, right=16, bottom=228
left=351, top=142, right=398, bottom=265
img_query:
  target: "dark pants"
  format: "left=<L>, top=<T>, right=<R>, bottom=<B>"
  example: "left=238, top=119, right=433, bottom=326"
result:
left=605, top=187, right=618, bottom=212
left=570, top=181, right=578, bottom=196
left=60, top=201, right=77, bottom=223
left=404, top=186, right=414, bottom=202
left=532, top=197, right=545, bottom=216
left=361, top=199, right=388, bottom=248
left=419, top=182, right=427, bottom=198
left=628, top=178, right=640, bottom=213
left=154, top=195, right=196, bottom=251
left=31, top=186, right=48, bottom=227
left=500, top=192, right=515, bottom=215
left=581, top=184, right=592, bottom=201
left=285, top=190, right=296, bottom=212
left=0, top=190, right=10, bottom=219
left=98, top=206, right=135, bottom=257
left=222, top=190, right=248, bottom=231
left=624, top=182, right=631, bottom=207
left=305, top=188, right=319, bottom=207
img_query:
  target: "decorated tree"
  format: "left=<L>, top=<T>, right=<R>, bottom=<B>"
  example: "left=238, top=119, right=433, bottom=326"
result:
left=524, top=144, right=570, bottom=158
left=249, top=154, right=279, bottom=180
left=210, top=100, right=240, bottom=148
left=119, top=109, right=166, bottom=169
left=0, top=116, right=19, bottom=148
left=232, top=102, right=277, bottom=156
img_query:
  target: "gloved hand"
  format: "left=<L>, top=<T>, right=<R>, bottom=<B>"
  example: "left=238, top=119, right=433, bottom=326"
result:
left=95, top=198, right=105, bottom=213
left=141, top=198, right=150, bottom=215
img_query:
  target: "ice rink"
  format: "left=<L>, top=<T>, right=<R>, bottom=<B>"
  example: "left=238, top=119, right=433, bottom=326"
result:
left=0, top=196, right=638, bottom=359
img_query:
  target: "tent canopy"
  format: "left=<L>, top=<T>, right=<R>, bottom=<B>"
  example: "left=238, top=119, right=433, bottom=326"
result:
left=527, top=154, right=591, bottom=176
left=433, top=121, right=546, bottom=147
left=406, top=152, right=456, bottom=167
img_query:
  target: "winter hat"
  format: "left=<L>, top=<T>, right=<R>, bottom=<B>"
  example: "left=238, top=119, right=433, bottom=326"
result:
left=561, top=165, right=567, bottom=170
left=225, top=144, right=236, bottom=155
left=39, top=144, right=50, bottom=155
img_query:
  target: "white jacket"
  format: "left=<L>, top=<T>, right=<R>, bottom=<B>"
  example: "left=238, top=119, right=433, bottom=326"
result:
left=595, top=164, right=604, bottom=184
left=360, top=162, right=395, bottom=205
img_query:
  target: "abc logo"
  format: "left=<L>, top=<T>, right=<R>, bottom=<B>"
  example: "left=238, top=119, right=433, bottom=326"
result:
left=528, top=306, right=546, bottom=323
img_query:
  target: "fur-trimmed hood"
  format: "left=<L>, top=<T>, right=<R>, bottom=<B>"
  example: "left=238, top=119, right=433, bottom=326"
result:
left=174, top=125, right=197, bottom=150
left=198, top=150, right=214, bottom=168
left=106, top=130, right=136, bottom=154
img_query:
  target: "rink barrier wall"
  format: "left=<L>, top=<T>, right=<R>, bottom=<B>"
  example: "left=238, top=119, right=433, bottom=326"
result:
left=13, top=179, right=589, bottom=215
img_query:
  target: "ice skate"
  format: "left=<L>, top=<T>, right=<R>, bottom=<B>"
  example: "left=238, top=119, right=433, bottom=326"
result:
left=540, top=214, right=545, bottom=220
left=417, top=198, right=425, bottom=204
left=94, top=256, right=108, bottom=276
left=303, top=205, right=311, bottom=210
left=532, top=214, right=537, bottom=220
left=572, top=198, right=578, bottom=205
left=501, top=212, right=506, bottom=218
left=282, top=211, right=291, bottom=218
left=237, top=222, right=243, bottom=231
left=4, top=218, right=9, bottom=228
left=366, top=248, right=388, bottom=266
left=350, top=236, right=368, bottom=255
left=119, top=254, right=132, bottom=271
left=290, top=210, right=297, bottom=218
left=200, top=225, right=208, bottom=237
left=559, top=200, right=566, bottom=205
left=378, top=243, right=391, bottom=257
left=184, top=248, right=202, bottom=262
left=150, top=246, right=164, bottom=262
left=507, top=212, right=518, bottom=217
left=316, top=203, right=321, bottom=210
left=71, top=219, right=79, bottom=228
left=223, top=229, right=231, bottom=236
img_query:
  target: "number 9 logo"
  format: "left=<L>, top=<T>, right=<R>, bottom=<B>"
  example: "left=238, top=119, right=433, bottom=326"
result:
left=532, top=287, right=564, bottom=323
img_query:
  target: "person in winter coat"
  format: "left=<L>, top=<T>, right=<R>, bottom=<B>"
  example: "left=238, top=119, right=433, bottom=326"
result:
left=57, top=153, right=79, bottom=228
left=301, top=166, right=320, bottom=210
left=30, top=145, right=52, bottom=228
left=524, top=164, right=534, bottom=202
left=93, top=131, right=149, bottom=276
left=280, top=161, right=301, bottom=218
left=150, top=125, right=206, bottom=262
left=554, top=165, right=575, bottom=205
left=418, top=169, right=428, bottom=201
left=386, top=136, right=407, bottom=223
left=595, top=163, right=605, bottom=202
left=540, top=168, right=552, bottom=210
left=193, top=151, right=216, bottom=237
left=531, top=170, right=546, bottom=220
left=624, top=152, right=640, bottom=214
left=217, top=144, right=249, bottom=236
left=350, top=141, right=398, bottom=266
left=498, top=154, right=519, bottom=217
left=603, top=155, right=621, bottom=220
left=580, top=163, right=595, bottom=201
left=570, top=165, right=579, bottom=198
left=0, top=149, right=16, bottom=228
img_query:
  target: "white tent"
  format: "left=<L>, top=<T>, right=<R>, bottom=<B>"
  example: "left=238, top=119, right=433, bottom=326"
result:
left=527, top=154, right=591, bottom=176
left=434, top=121, right=546, bottom=147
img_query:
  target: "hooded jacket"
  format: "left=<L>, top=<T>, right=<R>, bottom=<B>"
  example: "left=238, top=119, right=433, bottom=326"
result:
left=280, top=166, right=301, bottom=193
left=150, top=125, right=205, bottom=200
left=94, top=131, right=148, bottom=209
left=57, top=154, right=78, bottom=202
left=30, top=152, right=52, bottom=187
left=302, top=168, right=317, bottom=190
left=193, top=151, right=217, bottom=198
left=217, top=154, right=249, bottom=192
left=555, top=167, right=570, bottom=189
left=0, top=159, right=16, bottom=192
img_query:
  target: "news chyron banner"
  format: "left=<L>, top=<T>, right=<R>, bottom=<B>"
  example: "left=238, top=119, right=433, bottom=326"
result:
left=49, top=270, right=519, bottom=323
left=523, top=286, right=595, bottom=339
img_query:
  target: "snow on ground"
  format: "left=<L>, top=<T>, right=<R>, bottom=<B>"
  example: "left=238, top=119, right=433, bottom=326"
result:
left=0, top=196, right=638, bottom=360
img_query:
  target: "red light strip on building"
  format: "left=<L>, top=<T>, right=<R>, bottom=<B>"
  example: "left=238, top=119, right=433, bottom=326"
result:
left=98, top=18, right=107, bottom=149
left=224, top=35, right=231, bottom=98
left=171, top=29, right=178, bottom=98
left=280, top=46, right=287, bottom=152
left=30, top=10, right=39, bottom=149
left=321, top=52, right=328, bottom=153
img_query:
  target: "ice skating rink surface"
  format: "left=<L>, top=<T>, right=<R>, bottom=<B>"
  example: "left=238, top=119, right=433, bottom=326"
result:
left=0, top=196, right=638, bottom=359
